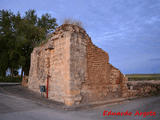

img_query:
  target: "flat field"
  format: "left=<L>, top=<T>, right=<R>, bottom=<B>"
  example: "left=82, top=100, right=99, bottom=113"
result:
left=125, top=74, right=160, bottom=81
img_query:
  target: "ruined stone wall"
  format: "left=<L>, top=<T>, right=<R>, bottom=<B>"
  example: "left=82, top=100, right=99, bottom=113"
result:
left=63, top=24, right=128, bottom=104
left=28, top=27, right=71, bottom=103
left=28, top=24, right=128, bottom=106
left=127, top=80, right=160, bottom=97
left=69, top=29, right=88, bottom=105
left=80, top=40, right=128, bottom=103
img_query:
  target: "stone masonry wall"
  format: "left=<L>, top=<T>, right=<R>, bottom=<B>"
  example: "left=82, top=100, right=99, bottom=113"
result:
left=28, top=24, right=128, bottom=106
left=69, top=31, right=87, bottom=105
left=28, top=27, right=72, bottom=104
left=127, top=80, right=160, bottom=97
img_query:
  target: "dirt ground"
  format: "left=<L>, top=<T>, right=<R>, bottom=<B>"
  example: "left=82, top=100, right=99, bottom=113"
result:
left=0, top=85, right=160, bottom=120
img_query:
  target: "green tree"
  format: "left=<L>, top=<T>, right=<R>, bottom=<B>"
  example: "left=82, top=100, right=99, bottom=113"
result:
left=17, top=10, right=58, bottom=76
left=0, top=9, right=58, bottom=81
left=0, top=10, right=14, bottom=77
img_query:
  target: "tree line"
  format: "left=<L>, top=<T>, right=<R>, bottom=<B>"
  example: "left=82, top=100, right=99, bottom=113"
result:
left=0, top=9, right=58, bottom=80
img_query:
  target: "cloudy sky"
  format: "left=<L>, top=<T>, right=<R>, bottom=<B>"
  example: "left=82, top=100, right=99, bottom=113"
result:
left=1, top=0, right=160, bottom=74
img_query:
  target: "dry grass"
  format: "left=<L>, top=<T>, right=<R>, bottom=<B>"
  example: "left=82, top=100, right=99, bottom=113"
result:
left=63, top=18, right=83, bottom=28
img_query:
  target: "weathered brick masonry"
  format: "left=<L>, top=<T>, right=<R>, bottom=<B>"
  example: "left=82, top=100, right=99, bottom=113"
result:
left=28, top=24, right=128, bottom=106
left=81, top=42, right=128, bottom=103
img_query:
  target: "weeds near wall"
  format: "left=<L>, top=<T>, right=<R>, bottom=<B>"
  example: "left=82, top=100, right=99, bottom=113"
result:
left=63, top=18, right=83, bottom=28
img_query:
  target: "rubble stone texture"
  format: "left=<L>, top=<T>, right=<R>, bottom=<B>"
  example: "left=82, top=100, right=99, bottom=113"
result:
left=28, top=24, right=128, bottom=106
left=127, top=81, right=160, bottom=97
left=21, top=75, right=28, bottom=87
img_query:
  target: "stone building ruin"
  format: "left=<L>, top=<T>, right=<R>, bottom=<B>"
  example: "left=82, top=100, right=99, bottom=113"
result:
left=28, top=24, right=128, bottom=106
